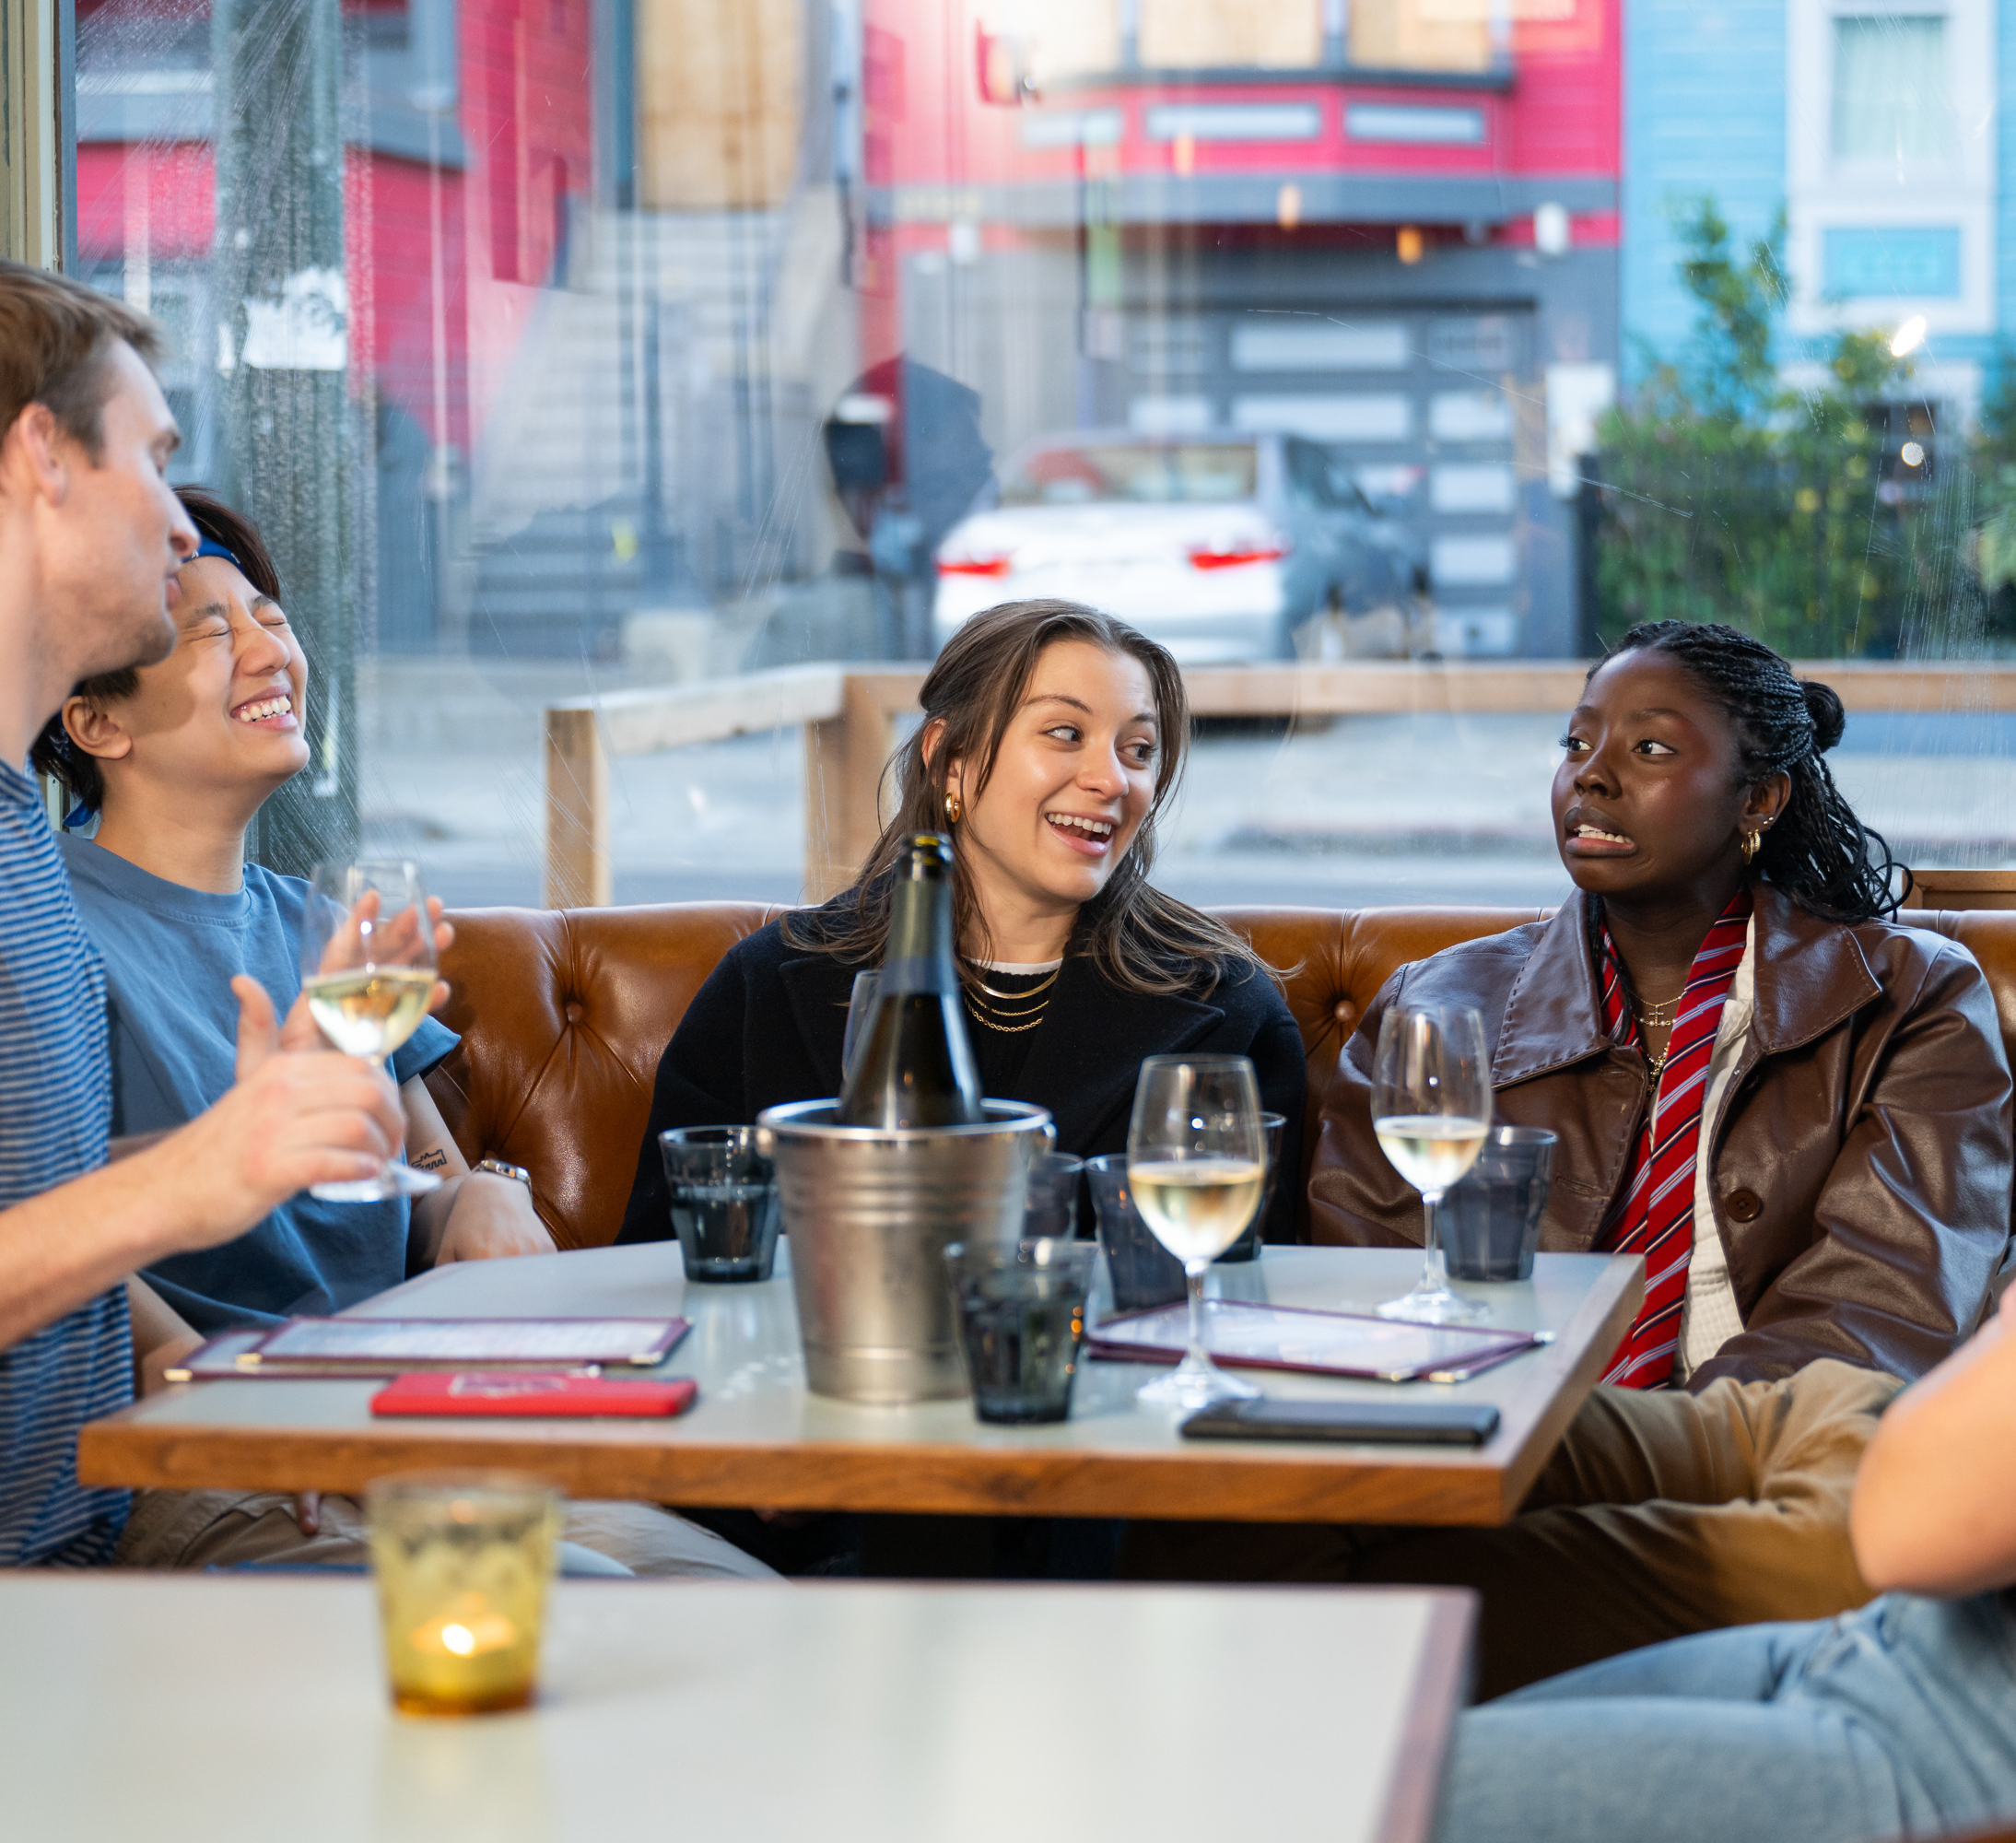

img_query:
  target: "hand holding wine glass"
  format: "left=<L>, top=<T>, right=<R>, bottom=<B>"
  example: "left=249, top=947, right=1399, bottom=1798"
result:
left=1373, top=1003, right=1493, bottom=1324
left=1126, top=1054, right=1267, bottom=1409
left=299, top=858, right=441, bottom=1203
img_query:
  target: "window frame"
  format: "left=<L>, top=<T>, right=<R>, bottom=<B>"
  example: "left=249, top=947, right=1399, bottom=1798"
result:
left=1785, top=0, right=1995, bottom=358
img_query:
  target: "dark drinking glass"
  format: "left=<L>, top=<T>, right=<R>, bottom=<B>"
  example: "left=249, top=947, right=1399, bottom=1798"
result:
left=660, top=1127, right=781, bottom=1282
left=1438, top=1126, right=1556, bottom=1282
left=836, top=833, right=985, bottom=1130
left=1086, top=1154, right=1187, bottom=1313
left=944, top=1238, right=1096, bottom=1424
left=1024, top=1151, right=1084, bottom=1240
left=1214, top=1109, right=1286, bottom=1262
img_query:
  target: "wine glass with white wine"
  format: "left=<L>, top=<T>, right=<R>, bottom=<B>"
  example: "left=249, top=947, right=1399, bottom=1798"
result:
left=299, top=858, right=442, bottom=1203
left=1125, top=1054, right=1267, bottom=1409
left=1373, top=1003, right=1493, bottom=1323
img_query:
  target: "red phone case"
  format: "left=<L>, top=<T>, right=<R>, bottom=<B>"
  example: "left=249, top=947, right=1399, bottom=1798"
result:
left=370, top=1371, right=698, bottom=1417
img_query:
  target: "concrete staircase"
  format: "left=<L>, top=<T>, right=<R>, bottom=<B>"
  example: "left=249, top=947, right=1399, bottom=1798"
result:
left=463, top=199, right=842, bottom=658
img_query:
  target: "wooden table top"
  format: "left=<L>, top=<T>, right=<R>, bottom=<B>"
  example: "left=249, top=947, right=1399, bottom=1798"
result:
left=79, top=1244, right=1642, bottom=1525
left=0, top=1570, right=1472, bottom=1843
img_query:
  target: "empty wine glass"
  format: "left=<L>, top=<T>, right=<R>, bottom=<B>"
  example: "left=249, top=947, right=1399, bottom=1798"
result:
left=840, top=968, right=881, bottom=1083
left=1126, top=1054, right=1267, bottom=1409
left=1373, top=1004, right=1493, bottom=1323
left=299, top=858, right=441, bottom=1203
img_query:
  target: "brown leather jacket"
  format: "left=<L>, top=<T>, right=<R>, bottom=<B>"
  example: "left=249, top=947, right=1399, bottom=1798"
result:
left=1308, top=885, right=2013, bottom=1388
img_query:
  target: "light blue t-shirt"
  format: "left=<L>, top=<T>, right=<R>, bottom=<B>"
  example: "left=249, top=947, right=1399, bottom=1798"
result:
left=58, top=836, right=459, bottom=1335
left=0, top=766, right=130, bottom=1567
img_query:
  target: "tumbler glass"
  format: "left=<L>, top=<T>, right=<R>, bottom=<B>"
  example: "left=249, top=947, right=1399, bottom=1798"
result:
left=1215, top=1110, right=1287, bottom=1262
left=1023, top=1151, right=1084, bottom=1240
left=944, top=1238, right=1097, bottom=1424
left=1436, top=1126, right=1557, bottom=1282
left=1085, top=1153, right=1187, bottom=1314
left=659, top=1126, right=781, bottom=1282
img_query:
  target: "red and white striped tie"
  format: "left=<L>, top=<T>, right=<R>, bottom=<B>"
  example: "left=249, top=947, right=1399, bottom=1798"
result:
left=1596, top=891, right=1752, bottom=1389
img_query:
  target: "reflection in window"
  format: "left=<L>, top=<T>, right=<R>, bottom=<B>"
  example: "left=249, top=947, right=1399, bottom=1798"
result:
left=1834, top=16, right=1950, bottom=163
left=1351, top=0, right=1499, bottom=75
left=1136, top=0, right=1322, bottom=69
left=60, top=0, right=2005, bottom=912
left=1001, top=440, right=1260, bottom=507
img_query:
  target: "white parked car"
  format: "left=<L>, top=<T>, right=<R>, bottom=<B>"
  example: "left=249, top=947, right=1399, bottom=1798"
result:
left=933, top=430, right=1426, bottom=662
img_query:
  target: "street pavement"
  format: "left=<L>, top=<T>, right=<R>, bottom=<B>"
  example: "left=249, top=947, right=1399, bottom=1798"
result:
left=357, top=663, right=2011, bottom=913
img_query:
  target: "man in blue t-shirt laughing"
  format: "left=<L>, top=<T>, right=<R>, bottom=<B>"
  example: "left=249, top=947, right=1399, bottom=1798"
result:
left=39, top=485, right=556, bottom=1354
left=29, top=481, right=768, bottom=1582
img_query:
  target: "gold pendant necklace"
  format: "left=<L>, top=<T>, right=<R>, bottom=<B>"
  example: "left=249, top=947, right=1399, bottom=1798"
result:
left=1635, top=991, right=1682, bottom=1030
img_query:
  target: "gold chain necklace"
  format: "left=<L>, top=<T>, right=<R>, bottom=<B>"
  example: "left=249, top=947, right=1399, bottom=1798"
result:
left=967, top=992, right=1049, bottom=1034
left=962, top=958, right=1060, bottom=1034
left=967, top=965, right=1061, bottom=1002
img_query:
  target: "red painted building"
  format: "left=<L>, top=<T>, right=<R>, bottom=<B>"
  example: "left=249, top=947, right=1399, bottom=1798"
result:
left=850, top=0, right=1623, bottom=654
left=74, top=0, right=593, bottom=468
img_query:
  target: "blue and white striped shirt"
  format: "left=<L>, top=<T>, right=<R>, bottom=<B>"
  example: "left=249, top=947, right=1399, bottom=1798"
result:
left=0, top=758, right=130, bottom=1565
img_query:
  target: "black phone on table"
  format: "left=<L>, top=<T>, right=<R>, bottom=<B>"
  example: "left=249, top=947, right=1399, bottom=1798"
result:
left=1179, top=1398, right=1501, bottom=1446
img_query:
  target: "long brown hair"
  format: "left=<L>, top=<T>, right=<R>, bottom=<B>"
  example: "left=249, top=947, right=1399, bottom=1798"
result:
left=789, top=598, right=1270, bottom=997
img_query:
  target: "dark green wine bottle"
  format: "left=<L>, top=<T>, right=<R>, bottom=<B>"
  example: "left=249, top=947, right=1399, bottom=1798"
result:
left=836, top=832, right=985, bottom=1130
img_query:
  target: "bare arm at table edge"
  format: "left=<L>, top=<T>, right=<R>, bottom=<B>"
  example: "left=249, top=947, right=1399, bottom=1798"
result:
left=404, top=1079, right=557, bottom=1266
left=1850, top=1285, right=2016, bottom=1597
left=0, top=973, right=402, bottom=1351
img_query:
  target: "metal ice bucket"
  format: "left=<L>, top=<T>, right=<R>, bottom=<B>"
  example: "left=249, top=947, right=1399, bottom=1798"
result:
left=755, top=1098, right=1055, bottom=1403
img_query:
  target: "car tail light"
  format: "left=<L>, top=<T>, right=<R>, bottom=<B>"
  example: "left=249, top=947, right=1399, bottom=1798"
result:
left=1187, top=539, right=1289, bottom=571
left=937, top=554, right=1014, bottom=578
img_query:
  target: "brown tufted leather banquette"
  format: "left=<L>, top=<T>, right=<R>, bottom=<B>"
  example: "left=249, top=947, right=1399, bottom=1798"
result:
left=424, top=902, right=2016, bottom=1252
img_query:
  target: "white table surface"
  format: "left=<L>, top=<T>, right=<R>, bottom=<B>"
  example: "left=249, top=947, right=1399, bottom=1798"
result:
left=0, top=1570, right=1472, bottom=1843
left=80, top=1245, right=1641, bottom=1524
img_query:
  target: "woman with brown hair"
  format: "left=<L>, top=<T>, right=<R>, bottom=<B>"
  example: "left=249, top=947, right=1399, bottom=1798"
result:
left=616, top=597, right=1307, bottom=1246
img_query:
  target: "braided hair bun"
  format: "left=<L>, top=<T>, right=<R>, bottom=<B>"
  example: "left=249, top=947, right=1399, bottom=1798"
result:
left=1800, top=678, right=1847, bottom=754
left=1593, top=620, right=1904, bottom=922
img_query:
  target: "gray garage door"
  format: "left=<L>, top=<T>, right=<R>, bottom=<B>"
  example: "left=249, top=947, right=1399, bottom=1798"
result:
left=1123, top=307, right=1536, bottom=655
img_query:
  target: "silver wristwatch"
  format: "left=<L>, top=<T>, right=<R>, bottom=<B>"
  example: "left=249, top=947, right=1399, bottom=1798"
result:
left=473, top=1157, right=533, bottom=1187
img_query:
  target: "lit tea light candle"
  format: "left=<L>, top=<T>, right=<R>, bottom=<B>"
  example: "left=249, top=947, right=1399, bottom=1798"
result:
left=386, top=1595, right=538, bottom=1714
left=412, top=1607, right=520, bottom=1660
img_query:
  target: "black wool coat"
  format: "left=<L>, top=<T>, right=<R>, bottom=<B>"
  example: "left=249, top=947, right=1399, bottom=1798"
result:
left=615, top=914, right=1307, bottom=1247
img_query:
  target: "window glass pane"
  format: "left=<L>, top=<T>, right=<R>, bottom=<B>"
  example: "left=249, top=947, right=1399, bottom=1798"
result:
left=1834, top=17, right=1950, bottom=163
left=1136, top=0, right=1322, bottom=69
left=1001, top=440, right=1258, bottom=506
left=65, top=0, right=2008, bottom=916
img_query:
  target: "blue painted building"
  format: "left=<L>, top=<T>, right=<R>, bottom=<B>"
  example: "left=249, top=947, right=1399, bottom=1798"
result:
left=1623, top=0, right=2014, bottom=421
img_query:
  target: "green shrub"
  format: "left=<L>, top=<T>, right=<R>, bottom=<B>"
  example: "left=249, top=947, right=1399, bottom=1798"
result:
left=1592, top=198, right=1957, bottom=659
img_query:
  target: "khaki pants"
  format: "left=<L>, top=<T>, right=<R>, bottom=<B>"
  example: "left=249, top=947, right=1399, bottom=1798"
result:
left=1121, top=1357, right=1901, bottom=1699
left=113, top=1487, right=777, bottom=1580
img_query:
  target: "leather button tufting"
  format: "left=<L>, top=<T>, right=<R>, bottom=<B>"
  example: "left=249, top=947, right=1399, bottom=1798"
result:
left=564, top=1000, right=585, bottom=1024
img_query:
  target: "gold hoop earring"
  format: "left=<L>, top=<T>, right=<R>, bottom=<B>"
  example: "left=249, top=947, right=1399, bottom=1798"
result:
left=1740, top=828, right=1763, bottom=864
left=944, top=791, right=963, bottom=828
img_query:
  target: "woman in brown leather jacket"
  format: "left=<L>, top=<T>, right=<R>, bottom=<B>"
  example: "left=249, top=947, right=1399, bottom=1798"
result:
left=1311, top=620, right=2012, bottom=1387
left=1132, top=622, right=2014, bottom=1696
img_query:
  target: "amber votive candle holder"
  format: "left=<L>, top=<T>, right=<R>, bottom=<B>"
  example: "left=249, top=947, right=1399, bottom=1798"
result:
left=365, top=1470, right=562, bottom=1717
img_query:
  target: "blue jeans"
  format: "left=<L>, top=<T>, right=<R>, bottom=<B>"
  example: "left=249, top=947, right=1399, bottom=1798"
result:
left=1433, top=1593, right=2016, bottom=1843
